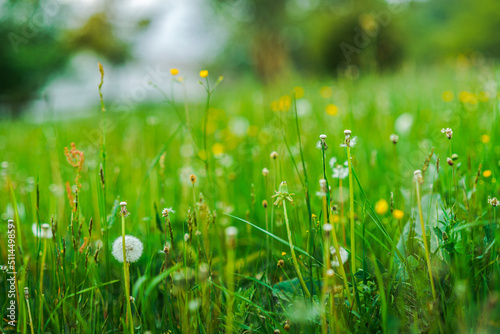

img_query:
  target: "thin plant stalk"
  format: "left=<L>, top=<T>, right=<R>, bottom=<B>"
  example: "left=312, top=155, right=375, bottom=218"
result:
left=347, top=146, right=356, bottom=275
left=121, top=214, right=134, bottom=334
left=330, top=212, right=353, bottom=305
left=415, top=179, right=437, bottom=300
left=282, top=200, right=311, bottom=299
left=39, top=237, right=47, bottom=326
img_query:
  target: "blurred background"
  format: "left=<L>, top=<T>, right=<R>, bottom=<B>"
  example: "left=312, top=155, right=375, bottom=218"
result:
left=1, top=0, right=500, bottom=118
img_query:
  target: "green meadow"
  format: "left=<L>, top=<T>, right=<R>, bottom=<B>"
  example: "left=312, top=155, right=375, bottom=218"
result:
left=1, top=61, right=500, bottom=333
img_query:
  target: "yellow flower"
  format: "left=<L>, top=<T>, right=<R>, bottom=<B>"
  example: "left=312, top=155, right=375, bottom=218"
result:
left=320, top=86, right=333, bottom=98
left=483, top=170, right=492, bottom=178
left=482, top=134, right=490, bottom=144
left=282, top=252, right=286, bottom=256
left=375, top=199, right=389, bottom=215
left=211, top=143, right=224, bottom=156
left=442, top=91, right=454, bottom=102
left=392, top=209, right=404, bottom=220
left=293, top=86, right=304, bottom=99
left=311, top=214, right=317, bottom=219
left=170, top=68, right=179, bottom=76
left=331, top=214, right=340, bottom=223
left=325, top=104, right=339, bottom=116
left=199, top=70, right=208, bottom=78
left=459, top=91, right=471, bottom=103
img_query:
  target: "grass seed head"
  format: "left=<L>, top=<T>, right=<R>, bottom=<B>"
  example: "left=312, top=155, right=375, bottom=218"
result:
left=270, top=151, right=278, bottom=160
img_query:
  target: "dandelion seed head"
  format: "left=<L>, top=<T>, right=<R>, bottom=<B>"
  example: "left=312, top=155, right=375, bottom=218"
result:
left=441, top=128, right=453, bottom=139
left=322, top=223, right=333, bottom=232
left=111, top=235, right=143, bottom=263
left=488, top=197, right=499, bottom=207
left=184, top=233, right=190, bottom=242
left=162, top=207, right=175, bottom=217
left=390, top=134, right=399, bottom=144
left=319, top=134, right=327, bottom=140
left=270, top=151, right=278, bottom=160
left=32, top=223, right=52, bottom=239
left=262, top=168, right=269, bottom=176
left=330, top=246, right=349, bottom=267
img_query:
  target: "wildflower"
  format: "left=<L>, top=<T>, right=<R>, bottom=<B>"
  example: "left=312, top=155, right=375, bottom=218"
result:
left=441, top=128, right=453, bottom=139
left=111, top=235, right=143, bottom=263
left=330, top=158, right=349, bottom=179
left=190, top=174, right=197, bottom=184
left=293, top=86, right=304, bottom=99
left=162, top=207, right=175, bottom=217
left=322, top=223, right=333, bottom=233
left=271, top=181, right=294, bottom=207
left=375, top=199, right=389, bottom=215
left=199, top=70, right=208, bottom=78
left=262, top=168, right=269, bottom=176
left=442, top=91, right=454, bottom=102
left=317, top=134, right=328, bottom=150
left=120, top=201, right=130, bottom=217
left=414, top=170, right=423, bottom=184
left=270, top=151, right=278, bottom=160
left=488, top=197, right=500, bottom=207
left=390, top=134, right=399, bottom=144
left=325, top=104, right=338, bottom=116
left=184, top=233, right=190, bottom=242
left=32, top=223, right=53, bottom=239
left=392, top=209, right=404, bottom=220
left=482, top=135, right=491, bottom=144
left=483, top=170, right=492, bottom=178
left=330, top=246, right=349, bottom=267
left=340, top=129, right=357, bottom=148
left=311, top=213, right=317, bottom=220
left=281, top=251, right=287, bottom=256
left=170, top=68, right=179, bottom=75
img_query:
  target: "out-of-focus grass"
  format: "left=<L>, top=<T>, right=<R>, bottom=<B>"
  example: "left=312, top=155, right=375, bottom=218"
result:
left=1, top=61, right=499, bottom=333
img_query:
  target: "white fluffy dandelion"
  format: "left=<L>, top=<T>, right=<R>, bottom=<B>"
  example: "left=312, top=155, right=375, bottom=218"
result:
left=330, top=246, right=349, bottom=267
left=32, top=223, right=52, bottom=239
left=111, top=235, right=143, bottom=263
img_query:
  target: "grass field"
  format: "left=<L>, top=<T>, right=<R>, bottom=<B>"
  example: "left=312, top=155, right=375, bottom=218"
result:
left=1, top=60, right=500, bottom=333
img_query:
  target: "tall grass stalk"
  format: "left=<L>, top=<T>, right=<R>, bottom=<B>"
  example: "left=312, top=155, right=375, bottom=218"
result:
left=414, top=171, right=437, bottom=300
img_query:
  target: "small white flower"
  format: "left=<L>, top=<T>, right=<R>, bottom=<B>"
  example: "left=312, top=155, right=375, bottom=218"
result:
left=184, top=233, right=190, bottom=242
left=32, top=223, right=52, bottom=239
left=162, top=207, right=175, bottom=217
left=441, top=128, right=453, bottom=139
left=111, top=235, right=144, bottom=263
left=488, top=197, right=499, bottom=207
left=262, top=168, right=269, bottom=176
left=330, top=246, right=349, bottom=267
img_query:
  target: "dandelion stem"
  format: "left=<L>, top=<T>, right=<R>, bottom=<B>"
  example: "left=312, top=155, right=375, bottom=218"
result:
left=347, top=146, right=356, bottom=275
left=415, top=180, right=437, bottom=300
left=26, top=297, right=35, bottom=334
left=121, top=214, right=134, bottom=334
left=330, top=211, right=353, bottom=305
left=282, top=201, right=311, bottom=299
